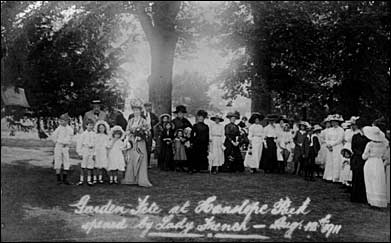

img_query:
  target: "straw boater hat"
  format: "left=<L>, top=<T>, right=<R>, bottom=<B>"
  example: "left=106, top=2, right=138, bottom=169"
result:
left=211, top=114, right=224, bottom=122
left=312, top=124, right=323, bottom=132
left=248, top=112, right=264, bottom=124
left=363, top=126, right=386, bottom=142
left=278, top=115, right=289, bottom=123
left=173, top=105, right=187, bottom=114
left=59, top=113, right=71, bottom=122
left=196, top=109, right=208, bottom=118
left=94, top=120, right=110, bottom=133
left=226, top=111, right=240, bottom=119
left=91, top=99, right=102, bottom=105
left=111, top=125, right=125, bottom=138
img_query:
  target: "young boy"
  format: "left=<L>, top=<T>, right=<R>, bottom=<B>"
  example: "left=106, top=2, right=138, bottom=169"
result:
left=305, top=125, right=321, bottom=181
left=76, top=119, right=96, bottom=186
left=52, top=113, right=73, bottom=185
left=292, top=121, right=310, bottom=176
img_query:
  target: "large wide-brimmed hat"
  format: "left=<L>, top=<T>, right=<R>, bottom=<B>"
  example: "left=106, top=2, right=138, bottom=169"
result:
left=130, top=99, right=144, bottom=109
left=363, top=126, right=386, bottom=142
left=59, top=113, right=71, bottom=122
left=312, top=124, right=323, bottom=132
left=226, top=111, right=240, bottom=119
left=196, top=109, right=208, bottom=118
left=348, top=116, right=360, bottom=124
left=159, top=113, right=171, bottom=121
left=173, top=105, right=187, bottom=113
left=111, top=125, right=125, bottom=138
left=298, top=121, right=311, bottom=129
left=249, top=112, right=264, bottom=124
left=341, top=144, right=353, bottom=158
left=341, top=121, right=352, bottom=129
left=94, top=120, right=110, bottom=133
left=329, top=114, right=344, bottom=122
left=277, top=115, right=289, bottom=123
left=210, top=114, right=224, bottom=122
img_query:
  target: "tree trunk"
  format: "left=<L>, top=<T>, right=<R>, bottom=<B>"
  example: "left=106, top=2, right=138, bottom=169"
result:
left=134, top=1, right=181, bottom=116
left=250, top=42, right=272, bottom=115
left=149, top=36, right=176, bottom=115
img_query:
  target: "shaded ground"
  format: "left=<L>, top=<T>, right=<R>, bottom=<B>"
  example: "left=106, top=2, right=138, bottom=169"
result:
left=1, top=138, right=390, bottom=242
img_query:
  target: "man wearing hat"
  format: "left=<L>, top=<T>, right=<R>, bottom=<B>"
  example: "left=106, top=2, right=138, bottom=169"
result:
left=143, top=102, right=159, bottom=168
left=83, top=100, right=108, bottom=130
left=107, top=101, right=127, bottom=131
left=172, top=105, right=192, bottom=132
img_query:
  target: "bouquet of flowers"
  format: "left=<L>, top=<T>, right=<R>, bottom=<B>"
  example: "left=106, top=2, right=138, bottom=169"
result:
left=133, top=126, right=149, bottom=141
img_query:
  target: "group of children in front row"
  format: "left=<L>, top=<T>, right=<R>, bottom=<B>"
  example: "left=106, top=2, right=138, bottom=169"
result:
left=52, top=113, right=128, bottom=186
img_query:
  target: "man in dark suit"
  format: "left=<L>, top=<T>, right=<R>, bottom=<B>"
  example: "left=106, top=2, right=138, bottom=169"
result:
left=107, top=102, right=127, bottom=131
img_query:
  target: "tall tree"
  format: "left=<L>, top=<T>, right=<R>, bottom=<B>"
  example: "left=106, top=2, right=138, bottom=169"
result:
left=133, top=1, right=181, bottom=115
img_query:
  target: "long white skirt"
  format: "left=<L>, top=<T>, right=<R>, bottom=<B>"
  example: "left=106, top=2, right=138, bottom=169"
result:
left=364, top=157, right=387, bottom=208
left=244, top=139, right=263, bottom=169
left=323, top=148, right=334, bottom=181
left=208, top=136, right=225, bottom=167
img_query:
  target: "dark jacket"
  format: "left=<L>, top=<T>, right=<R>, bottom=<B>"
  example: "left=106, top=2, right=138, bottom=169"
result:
left=172, top=117, right=192, bottom=131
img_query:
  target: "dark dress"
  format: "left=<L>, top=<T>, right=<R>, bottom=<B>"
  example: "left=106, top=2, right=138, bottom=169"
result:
left=159, top=128, right=175, bottom=171
left=350, top=133, right=369, bottom=203
left=304, top=135, right=320, bottom=179
left=223, top=123, right=245, bottom=172
left=190, top=122, right=210, bottom=171
left=172, top=117, right=192, bottom=132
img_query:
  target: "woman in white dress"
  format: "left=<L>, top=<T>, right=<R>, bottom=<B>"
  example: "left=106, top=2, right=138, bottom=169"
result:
left=324, top=114, right=345, bottom=182
left=362, top=126, right=388, bottom=208
left=276, top=123, right=294, bottom=173
left=322, top=116, right=333, bottom=181
left=208, top=114, right=225, bottom=174
left=244, top=113, right=265, bottom=173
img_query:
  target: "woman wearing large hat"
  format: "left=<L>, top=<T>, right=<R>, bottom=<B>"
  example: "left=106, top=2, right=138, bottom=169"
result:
left=223, top=111, right=244, bottom=172
left=122, top=99, right=152, bottom=187
left=172, top=105, right=192, bottom=133
left=208, top=114, right=225, bottom=174
left=261, top=114, right=280, bottom=173
left=323, top=114, right=345, bottom=182
left=189, top=110, right=209, bottom=173
left=153, top=113, right=172, bottom=169
left=244, top=113, right=265, bottom=173
left=362, top=126, right=388, bottom=208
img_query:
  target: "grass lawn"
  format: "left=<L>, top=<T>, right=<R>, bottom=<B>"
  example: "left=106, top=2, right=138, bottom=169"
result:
left=1, top=137, right=390, bottom=242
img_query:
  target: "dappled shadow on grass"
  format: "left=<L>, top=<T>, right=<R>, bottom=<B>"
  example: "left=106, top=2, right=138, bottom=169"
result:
left=1, top=160, right=390, bottom=242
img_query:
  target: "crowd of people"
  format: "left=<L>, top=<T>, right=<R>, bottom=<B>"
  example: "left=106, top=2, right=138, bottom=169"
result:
left=50, top=99, right=390, bottom=209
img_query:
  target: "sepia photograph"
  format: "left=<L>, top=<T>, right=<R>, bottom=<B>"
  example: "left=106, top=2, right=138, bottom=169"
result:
left=1, top=1, right=390, bottom=242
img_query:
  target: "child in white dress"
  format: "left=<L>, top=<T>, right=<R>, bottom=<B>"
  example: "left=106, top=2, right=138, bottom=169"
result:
left=76, top=119, right=96, bottom=186
left=107, top=126, right=127, bottom=184
left=94, top=120, right=110, bottom=184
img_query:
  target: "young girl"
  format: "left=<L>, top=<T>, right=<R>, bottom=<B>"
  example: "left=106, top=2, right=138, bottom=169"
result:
left=107, top=126, right=127, bottom=184
left=173, top=129, right=187, bottom=172
left=159, top=121, right=174, bottom=171
left=94, top=120, right=110, bottom=184
left=76, top=119, right=96, bottom=186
